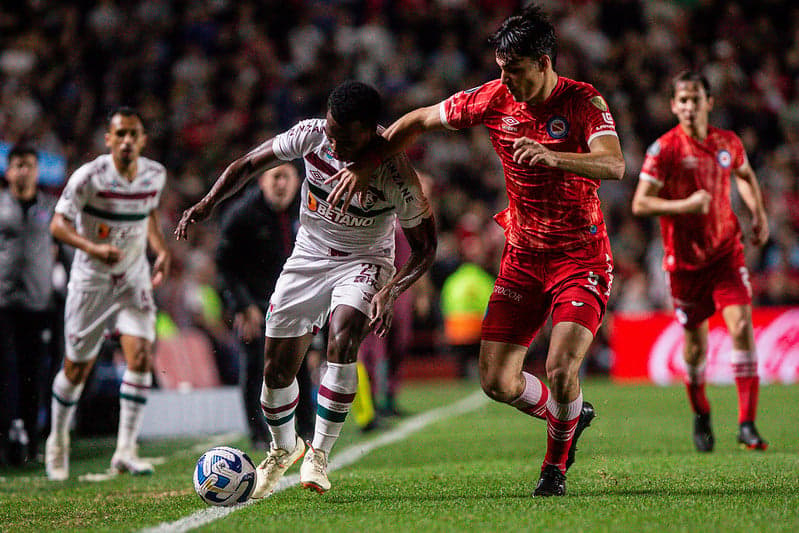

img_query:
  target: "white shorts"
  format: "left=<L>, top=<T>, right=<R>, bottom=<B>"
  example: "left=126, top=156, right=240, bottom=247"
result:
left=265, top=251, right=395, bottom=338
left=64, top=278, right=156, bottom=362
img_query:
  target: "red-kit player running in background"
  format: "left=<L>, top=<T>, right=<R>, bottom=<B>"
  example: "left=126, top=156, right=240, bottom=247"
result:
left=633, top=71, right=770, bottom=452
left=327, top=5, right=625, bottom=496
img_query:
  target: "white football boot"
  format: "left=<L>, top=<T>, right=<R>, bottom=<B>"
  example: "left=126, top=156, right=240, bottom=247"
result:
left=45, top=433, right=69, bottom=481
left=300, top=444, right=331, bottom=493
left=250, top=435, right=305, bottom=499
left=111, top=447, right=154, bottom=475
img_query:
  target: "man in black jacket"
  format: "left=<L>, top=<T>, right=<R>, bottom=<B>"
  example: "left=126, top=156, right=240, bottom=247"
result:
left=0, top=144, right=57, bottom=466
left=216, top=162, right=313, bottom=449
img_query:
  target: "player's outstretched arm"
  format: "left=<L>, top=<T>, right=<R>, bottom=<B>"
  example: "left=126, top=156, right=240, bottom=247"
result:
left=148, top=210, right=171, bottom=287
left=369, top=215, right=437, bottom=337
left=733, top=157, right=770, bottom=246
left=175, top=139, right=280, bottom=240
left=512, top=133, right=626, bottom=180
left=326, top=104, right=444, bottom=209
left=50, top=213, right=121, bottom=265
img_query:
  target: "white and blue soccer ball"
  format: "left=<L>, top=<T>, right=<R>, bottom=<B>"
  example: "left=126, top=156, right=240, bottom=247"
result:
left=193, top=446, right=257, bottom=506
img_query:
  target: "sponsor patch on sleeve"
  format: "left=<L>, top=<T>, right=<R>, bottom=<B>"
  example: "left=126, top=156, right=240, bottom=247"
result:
left=590, top=96, right=608, bottom=111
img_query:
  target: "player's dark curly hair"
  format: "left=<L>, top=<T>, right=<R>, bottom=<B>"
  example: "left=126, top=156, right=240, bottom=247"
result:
left=671, top=70, right=712, bottom=97
left=327, top=80, right=381, bottom=127
left=488, top=4, right=557, bottom=66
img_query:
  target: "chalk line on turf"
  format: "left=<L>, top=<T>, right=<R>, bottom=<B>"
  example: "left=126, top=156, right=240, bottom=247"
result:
left=139, top=390, right=489, bottom=533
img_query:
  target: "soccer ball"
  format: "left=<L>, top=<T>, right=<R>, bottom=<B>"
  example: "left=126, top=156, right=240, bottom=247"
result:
left=193, top=446, right=257, bottom=506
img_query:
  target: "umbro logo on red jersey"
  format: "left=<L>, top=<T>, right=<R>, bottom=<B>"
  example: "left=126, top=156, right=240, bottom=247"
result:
left=501, top=116, right=519, bottom=132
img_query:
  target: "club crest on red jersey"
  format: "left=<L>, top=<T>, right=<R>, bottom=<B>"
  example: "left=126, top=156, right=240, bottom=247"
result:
left=717, top=149, right=732, bottom=168
left=546, top=116, right=569, bottom=139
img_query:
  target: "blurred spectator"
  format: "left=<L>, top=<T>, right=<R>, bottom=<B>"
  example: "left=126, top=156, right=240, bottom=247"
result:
left=440, top=233, right=495, bottom=379
left=0, top=145, right=56, bottom=466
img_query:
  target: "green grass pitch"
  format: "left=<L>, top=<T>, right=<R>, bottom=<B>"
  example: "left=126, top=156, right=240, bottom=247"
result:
left=1, top=379, right=797, bottom=532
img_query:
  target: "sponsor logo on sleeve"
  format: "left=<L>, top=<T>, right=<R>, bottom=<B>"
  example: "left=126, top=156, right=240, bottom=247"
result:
left=546, top=116, right=570, bottom=139
left=590, top=96, right=608, bottom=111
left=717, top=149, right=732, bottom=168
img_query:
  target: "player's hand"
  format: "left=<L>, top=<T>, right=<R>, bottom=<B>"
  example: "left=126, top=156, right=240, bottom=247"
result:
left=325, top=164, right=370, bottom=213
left=151, top=250, right=171, bottom=287
left=234, top=305, right=264, bottom=342
left=686, top=189, right=711, bottom=214
left=512, top=137, right=558, bottom=167
left=91, top=243, right=122, bottom=265
left=369, top=287, right=397, bottom=338
left=750, top=210, right=769, bottom=246
left=175, top=200, right=213, bottom=240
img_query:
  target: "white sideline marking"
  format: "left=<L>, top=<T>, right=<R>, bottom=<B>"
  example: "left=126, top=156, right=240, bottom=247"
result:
left=139, top=390, right=489, bottom=533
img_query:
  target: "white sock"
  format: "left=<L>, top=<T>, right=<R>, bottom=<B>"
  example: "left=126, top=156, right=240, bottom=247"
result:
left=117, top=370, right=152, bottom=453
left=50, top=370, right=85, bottom=443
left=312, top=362, right=357, bottom=455
left=261, top=379, right=299, bottom=451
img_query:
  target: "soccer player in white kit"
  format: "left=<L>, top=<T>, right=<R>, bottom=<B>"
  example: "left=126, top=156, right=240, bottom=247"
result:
left=176, top=81, right=437, bottom=496
left=45, top=107, right=171, bottom=480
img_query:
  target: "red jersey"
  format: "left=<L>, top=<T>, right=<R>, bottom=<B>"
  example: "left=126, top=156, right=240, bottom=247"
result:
left=440, top=77, right=618, bottom=251
left=640, top=125, right=746, bottom=271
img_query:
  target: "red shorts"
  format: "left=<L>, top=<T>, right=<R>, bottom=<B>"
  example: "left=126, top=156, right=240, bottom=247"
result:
left=482, top=238, right=613, bottom=346
left=667, top=246, right=752, bottom=329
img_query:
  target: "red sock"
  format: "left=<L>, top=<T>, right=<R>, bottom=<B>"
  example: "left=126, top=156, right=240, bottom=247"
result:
left=543, top=394, right=582, bottom=473
left=510, top=372, right=548, bottom=420
left=734, top=375, right=759, bottom=424
left=685, top=383, right=710, bottom=415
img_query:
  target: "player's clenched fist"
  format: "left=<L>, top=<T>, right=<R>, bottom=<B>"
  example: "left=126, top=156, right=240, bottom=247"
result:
left=512, top=137, right=557, bottom=167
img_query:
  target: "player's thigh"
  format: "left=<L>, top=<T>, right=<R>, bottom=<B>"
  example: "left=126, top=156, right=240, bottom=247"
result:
left=64, top=285, right=117, bottom=363
left=478, top=340, right=529, bottom=392
left=721, top=304, right=754, bottom=349
left=682, top=320, right=709, bottom=365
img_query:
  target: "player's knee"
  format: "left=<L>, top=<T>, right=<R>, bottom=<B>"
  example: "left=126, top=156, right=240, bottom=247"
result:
left=326, top=329, right=360, bottom=364
left=262, top=358, right=294, bottom=388
left=683, top=338, right=706, bottom=364
left=545, top=366, right=574, bottom=399
left=727, top=316, right=750, bottom=343
left=479, top=373, right=516, bottom=403
left=63, top=361, right=91, bottom=384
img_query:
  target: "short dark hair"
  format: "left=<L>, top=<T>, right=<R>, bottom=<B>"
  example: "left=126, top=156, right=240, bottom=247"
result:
left=671, top=70, right=712, bottom=97
left=327, top=80, right=381, bottom=127
left=107, top=106, right=146, bottom=130
left=7, top=144, right=38, bottom=163
left=488, top=4, right=558, bottom=66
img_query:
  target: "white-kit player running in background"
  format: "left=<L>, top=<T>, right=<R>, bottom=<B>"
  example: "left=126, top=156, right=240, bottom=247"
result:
left=46, top=107, right=171, bottom=480
left=176, top=80, right=437, bottom=496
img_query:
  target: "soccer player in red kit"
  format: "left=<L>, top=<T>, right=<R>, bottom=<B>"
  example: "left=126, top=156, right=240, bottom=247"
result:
left=633, top=71, right=770, bottom=452
left=327, top=5, right=625, bottom=496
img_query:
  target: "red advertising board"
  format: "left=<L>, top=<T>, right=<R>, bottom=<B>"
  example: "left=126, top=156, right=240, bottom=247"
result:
left=610, top=307, right=799, bottom=384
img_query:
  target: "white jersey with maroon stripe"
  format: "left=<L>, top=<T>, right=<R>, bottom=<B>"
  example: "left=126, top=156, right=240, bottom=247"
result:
left=55, top=154, right=166, bottom=288
left=271, top=119, right=431, bottom=259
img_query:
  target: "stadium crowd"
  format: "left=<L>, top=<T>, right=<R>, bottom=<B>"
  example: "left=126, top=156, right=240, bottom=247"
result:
left=1, top=0, right=798, bottom=461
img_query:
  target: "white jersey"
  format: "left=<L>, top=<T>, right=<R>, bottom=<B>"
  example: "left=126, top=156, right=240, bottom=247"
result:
left=271, top=119, right=431, bottom=257
left=55, top=154, right=166, bottom=288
